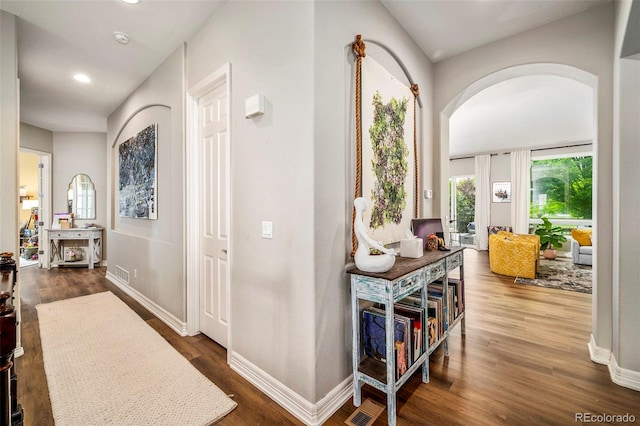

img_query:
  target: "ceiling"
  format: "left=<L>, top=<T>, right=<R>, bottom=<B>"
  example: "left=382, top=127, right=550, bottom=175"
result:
left=449, top=75, right=594, bottom=158
left=380, top=0, right=607, bottom=63
left=1, top=0, right=226, bottom=132
left=1, top=0, right=606, bottom=156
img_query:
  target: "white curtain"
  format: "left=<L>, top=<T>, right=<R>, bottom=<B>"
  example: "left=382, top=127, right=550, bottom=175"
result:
left=475, top=155, right=491, bottom=250
left=510, top=150, right=531, bottom=234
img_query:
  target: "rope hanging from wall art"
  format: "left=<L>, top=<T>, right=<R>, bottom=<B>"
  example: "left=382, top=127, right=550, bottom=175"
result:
left=350, top=35, right=420, bottom=259
left=351, top=34, right=366, bottom=258
left=411, top=83, right=420, bottom=219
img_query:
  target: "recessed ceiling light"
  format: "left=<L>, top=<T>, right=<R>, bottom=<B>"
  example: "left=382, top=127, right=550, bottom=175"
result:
left=121, top=0, right=139, bottom=3
left=113, top=31, right=130, bottom=45
left=73, top=73, right=91, bottom=83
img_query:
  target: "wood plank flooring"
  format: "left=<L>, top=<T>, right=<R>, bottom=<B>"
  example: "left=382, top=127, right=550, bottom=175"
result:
left=15, top=249, right=640, bottom=425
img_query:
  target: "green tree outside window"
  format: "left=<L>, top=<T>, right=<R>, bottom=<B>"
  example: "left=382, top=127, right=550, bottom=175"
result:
left=530, top=156, right=592, bottom=220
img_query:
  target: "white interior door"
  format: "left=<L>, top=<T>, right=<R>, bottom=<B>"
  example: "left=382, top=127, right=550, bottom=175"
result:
left=198, top=82, right=230, bottom=347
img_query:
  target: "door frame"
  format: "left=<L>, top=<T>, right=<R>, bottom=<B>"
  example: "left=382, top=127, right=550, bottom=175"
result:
left=185, top=64, right=232, bottom=356
left=19, top=148, right=52, bottom=268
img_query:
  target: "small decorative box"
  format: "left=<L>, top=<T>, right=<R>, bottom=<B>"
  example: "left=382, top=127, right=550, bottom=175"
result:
left=400, top=238, right=423, bottom=258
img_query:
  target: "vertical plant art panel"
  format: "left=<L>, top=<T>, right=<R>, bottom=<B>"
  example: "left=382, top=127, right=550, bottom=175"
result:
left=361, top=57, right=415, bottom=244
left=119, top=124, right=158, bottom=219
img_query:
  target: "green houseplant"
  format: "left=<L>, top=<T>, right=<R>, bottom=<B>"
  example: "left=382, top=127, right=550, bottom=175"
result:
left=534, top=217, right=567, bottom=260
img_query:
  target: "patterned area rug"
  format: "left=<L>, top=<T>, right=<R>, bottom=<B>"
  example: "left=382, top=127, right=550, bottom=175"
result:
left=514, top=258, right=592, bottom=294
left=37, top=292, right=237, bottom=425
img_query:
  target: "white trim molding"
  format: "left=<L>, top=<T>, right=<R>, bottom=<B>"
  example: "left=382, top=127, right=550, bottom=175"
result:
left=105, top=271, right=187, bottom=336
left=589, top=335, right=640, bottom=392
left=609, top=354, right=640, bottom=392
left=588, top=334, right=611, bottom=365
left=229, top=351, right=352, bottom=426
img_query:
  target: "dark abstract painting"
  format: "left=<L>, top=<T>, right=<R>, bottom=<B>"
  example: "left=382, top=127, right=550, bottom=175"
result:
left=119, top=124, right=157, bottom=219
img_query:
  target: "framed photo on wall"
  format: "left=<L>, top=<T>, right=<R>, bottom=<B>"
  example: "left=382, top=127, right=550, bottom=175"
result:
left=492, top=181, right=511, bottom=203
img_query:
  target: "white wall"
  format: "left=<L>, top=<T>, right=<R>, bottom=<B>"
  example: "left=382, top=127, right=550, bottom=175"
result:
left=449, top=157, right=474, bottom=177
left=185, top=0, right=436, bottom=414
left=20, top=122, right=53, bottom=153
left=106, top=45, right=185, bottom=320
left=489, top=154, right=511, bottom=227
left=187, top=1, right=316, bottom=403
left=313, top=0, right=435, bottom=403
left=1, top=11, right=22, bottom=353
left=0, top=11, right=19, bottom=254
left=52, top=133, right=107, bottom=227
left=613, top=0, right=640, bottom=384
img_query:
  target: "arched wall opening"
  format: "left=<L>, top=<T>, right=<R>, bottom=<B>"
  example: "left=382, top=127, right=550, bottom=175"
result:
left=439, top=61, right=601, bottom=358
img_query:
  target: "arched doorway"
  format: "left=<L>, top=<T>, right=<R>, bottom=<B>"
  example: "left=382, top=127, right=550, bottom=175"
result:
left=440, top=62, right=603, bottom=359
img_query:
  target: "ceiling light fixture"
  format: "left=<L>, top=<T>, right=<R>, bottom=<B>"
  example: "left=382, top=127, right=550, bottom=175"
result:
left=73, top=73, right=91, bottom=83
left=113, top=31, right=130, bottom=45
left=121, top=0, right=139, bottom=4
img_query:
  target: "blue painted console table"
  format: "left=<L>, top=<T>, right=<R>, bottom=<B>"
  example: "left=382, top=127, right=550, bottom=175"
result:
left=347, top=247, right=465, bottom=426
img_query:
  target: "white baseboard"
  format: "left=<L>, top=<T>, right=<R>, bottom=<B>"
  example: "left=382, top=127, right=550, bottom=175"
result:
left=588, top=334, right=611, bottom=365
left=609, top=353, right=640, bottom=392
left=105, top=271, right=187, bottom=336
left=589, top=334, right=640, bottom=392
left=315, top=375, right=353, bottom=425
left=229, top=351, right=352, bottom=425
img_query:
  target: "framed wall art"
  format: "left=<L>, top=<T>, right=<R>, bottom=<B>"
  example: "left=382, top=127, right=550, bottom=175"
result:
left=118, top=123, right=158, bottom=219
left=351, top=35, right=420, bottom=251
left=492, top=181, right=511, bottom=203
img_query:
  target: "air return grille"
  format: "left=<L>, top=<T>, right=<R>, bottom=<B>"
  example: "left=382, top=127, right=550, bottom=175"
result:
left=114, top=266, right=130, bottom=285
left=344, top=398, right=384, bottom=426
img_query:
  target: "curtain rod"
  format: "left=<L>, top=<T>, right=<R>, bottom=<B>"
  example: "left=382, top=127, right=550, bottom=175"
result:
left=450, top=142, right=593, bottom=161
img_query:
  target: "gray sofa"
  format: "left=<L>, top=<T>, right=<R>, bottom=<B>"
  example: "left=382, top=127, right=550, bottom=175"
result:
left=572, top=238, right=593, bottom=266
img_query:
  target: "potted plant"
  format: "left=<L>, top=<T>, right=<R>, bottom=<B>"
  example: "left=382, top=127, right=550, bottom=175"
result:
left=534, top=217, right=567, bottom=260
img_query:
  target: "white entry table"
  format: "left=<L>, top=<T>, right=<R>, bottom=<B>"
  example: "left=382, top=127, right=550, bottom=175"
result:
left=46, top=227, right=103, bottom=269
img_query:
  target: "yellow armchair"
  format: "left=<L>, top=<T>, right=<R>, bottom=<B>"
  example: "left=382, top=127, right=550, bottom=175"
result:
left=489, top=231, right=541, bottom=279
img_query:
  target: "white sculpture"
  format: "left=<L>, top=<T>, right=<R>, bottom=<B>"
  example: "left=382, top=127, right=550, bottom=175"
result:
left=353, top=197, right=396, bottom=273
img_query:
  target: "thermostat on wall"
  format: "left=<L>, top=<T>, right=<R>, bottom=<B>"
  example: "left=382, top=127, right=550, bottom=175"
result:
left=245, top=94, right=265, bottom=118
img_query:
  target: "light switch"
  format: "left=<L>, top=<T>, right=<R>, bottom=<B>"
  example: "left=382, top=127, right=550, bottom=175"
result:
left=262, top=221, right=273, bottom=239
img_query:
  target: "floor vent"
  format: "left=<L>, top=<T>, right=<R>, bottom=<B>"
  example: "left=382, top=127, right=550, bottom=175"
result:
left=345, top=398, right=385, bottom=426
left=115, top=266, right=130, bottom=285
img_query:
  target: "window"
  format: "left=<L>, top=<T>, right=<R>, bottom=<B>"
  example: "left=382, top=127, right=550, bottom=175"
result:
left=449, top=176, right=476, bottom=233
left=530, top=155, right=592, bottom=220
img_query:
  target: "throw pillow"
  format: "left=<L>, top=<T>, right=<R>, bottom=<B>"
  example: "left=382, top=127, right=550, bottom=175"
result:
left=572, top=228, right=592, bottom=246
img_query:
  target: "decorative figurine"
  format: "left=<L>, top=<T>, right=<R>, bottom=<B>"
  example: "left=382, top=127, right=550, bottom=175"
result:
left=353, top=197, right=396, bottom=273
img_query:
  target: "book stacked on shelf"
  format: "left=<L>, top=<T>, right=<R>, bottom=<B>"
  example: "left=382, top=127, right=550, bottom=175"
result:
left=361, top=301, right=425, bottom=381
left=425, top=278, right=465, bottom=346
left=360, top=279, right=465, bottom=381
left=430, top=278, right=465, bottom=323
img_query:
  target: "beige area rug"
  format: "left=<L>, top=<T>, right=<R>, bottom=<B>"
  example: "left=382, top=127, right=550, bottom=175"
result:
left=36, top=291, right=237, bottom=425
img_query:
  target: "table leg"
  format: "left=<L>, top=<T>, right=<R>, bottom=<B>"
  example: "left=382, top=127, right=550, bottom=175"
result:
left=351, top=277, right=362, bottom=407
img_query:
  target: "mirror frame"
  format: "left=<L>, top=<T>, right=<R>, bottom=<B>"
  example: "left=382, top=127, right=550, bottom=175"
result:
left=68, top=174, right=96, bottom=220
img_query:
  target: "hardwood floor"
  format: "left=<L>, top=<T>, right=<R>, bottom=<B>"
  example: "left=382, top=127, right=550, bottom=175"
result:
left=15, top=250, right=640, bottom=425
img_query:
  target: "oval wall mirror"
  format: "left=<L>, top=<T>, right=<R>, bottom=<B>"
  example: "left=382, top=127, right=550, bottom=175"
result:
left=68, top=174, right=96, bottom=220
